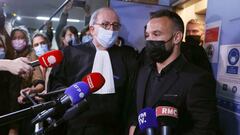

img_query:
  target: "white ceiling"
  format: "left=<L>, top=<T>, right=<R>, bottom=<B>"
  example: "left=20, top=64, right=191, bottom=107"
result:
left=0, top=0, right=185, bottom=32
left=1, top=0, right=88, bottom=31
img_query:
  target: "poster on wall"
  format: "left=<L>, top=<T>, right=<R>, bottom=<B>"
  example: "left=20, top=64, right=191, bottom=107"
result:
left=204, top=21, right=222, bottom=63
left=217, top=44, right=240, bottom=114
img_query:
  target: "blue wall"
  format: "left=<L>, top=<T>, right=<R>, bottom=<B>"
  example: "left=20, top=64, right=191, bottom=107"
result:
left=206, top=0, right=240, bottom=134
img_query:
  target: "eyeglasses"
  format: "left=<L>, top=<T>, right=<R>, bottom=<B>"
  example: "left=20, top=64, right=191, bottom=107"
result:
left=95, top=22, right=121, bottom=31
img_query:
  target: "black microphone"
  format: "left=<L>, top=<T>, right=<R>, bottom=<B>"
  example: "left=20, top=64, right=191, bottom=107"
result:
left=154, top=101, right=178, bottom=135
left=62, top=99, right=88, bottom=121
left=0, top=101, right=56, bottom=126
left=36, top=87, right=66, bottom=99
left=32, top=81, right=90, bottom=124
left=37, top=99, right=89, bottom=134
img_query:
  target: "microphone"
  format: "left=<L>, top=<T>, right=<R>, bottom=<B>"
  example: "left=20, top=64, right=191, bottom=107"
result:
left=29, top=50, right=63, bottom=68
left=32, top=81, right=90, bottom=124
left=36, top=88, right=66, bottom=99
left=138, top=107, right=158, bottom=135
left=155, top=101, right=178, bottom=135
left=39, top=99, right=89, bottom=134
left=82, top=72, right=105, bottom=92
left=36, top=72, right=105, bottom=98
left=0, top=101, right=56, bottom=126
left=34, top=72, right=105, bottom=134
left=32, top=72, right=105, bottom=124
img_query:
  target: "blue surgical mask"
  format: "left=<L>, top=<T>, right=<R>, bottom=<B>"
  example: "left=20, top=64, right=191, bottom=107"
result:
left=82, top=35, right=92, bottom=44
left=0, top=48, right=5, bottom=59
left=96, top=27, right=118, bottom=48
left=68, top=36, right=78, bottom=46
left=34, top=44, right=49, bottom=57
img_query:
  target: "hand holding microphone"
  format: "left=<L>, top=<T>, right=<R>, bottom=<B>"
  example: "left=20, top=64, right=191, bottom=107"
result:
left=36, top=72, right=106, bottom=134
left=35, top=72, right=105, bottom=99
left=29, top=50, right=63, bottom=68
left=32, top=72, right=105, bottom=124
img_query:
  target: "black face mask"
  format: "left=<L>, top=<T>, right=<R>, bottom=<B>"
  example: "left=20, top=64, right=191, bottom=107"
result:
left=185, top=35, right=201, bottom=45
left=145, top=38, right=173, bottom=63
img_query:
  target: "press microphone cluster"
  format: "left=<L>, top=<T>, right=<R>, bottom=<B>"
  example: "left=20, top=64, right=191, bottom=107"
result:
left=138, top=101, right=178, bottom=135
left=35, top=72, right=105, bottom=99
left=32, top=72, right=105, bottom=124
left=29, top=50, right=63, bottom=68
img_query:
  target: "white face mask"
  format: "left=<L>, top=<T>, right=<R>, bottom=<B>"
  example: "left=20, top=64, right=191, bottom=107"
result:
left=0, top=48, right=5, bottom=59
left=34, top=44, right=49, bottom=57
left=96, top=27, right=118, bottom=48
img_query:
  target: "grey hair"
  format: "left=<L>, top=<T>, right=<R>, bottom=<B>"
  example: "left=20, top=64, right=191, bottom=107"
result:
left=32, top=32, right=50, bottom=45
left=187, top=19, right=205, bottom=32
left=11, top=25, right=31, bottom=45
left=89, top=7, right=120, bottom=26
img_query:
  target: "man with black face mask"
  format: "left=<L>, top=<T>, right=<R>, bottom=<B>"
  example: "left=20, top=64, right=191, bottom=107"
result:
left=181, top=19, right=213, bottom=74
left=185, top=19, right=204, bottom=46
left=129, top=10, right=219, bottom=135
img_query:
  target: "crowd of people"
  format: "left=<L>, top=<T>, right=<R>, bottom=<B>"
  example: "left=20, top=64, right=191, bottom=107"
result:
left=0, top=1, right=219, bottom=135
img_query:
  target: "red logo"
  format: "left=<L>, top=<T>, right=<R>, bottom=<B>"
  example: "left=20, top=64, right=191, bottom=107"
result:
left=155, top=106, right=178, bottom=118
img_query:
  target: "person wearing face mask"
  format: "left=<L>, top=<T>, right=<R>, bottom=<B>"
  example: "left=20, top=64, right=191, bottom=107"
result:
left=129, top=10, right=219, bottom=135
left=185, top=19, right=205, bottom=46
left=0, top=30, right=33, bottom=77
left=80, top=25, right=93, bottom=44
left=10, top=26, right=45, bottom=135
left=17, top=32, right=51, bottom=104
left=60, top=26, right=79, bottom=48
left=181, top=19, right=213, bottom=74
left=0, top=36, right=22, bottom=135
left=48, top=7, right=138, bottom=135
left=55, top=0, right=80, bottom=49
left=32, top=32, right=52, bottom=93
left=0, top=7, right=15, bottom=60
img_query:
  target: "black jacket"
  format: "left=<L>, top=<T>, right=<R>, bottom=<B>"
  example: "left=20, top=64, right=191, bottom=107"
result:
left=134, top=55, right=219, bottom=135
left=48, top=42, right=138, bottom=135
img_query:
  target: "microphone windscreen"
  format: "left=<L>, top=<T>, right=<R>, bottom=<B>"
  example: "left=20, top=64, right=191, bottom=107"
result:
left=64, top=82, right=90, bottom=105
left=82, top=72, right=105, bottom=93
left=138, top=107, right=158, bottom=132
left=38, top=50, right=63, bottom=68
left=155, top=101, right=178, bottom=128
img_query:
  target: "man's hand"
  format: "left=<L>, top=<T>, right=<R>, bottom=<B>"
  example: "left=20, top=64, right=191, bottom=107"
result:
left=0, top=57, right=33, bottom=77
left=18, top=87, right=36, bottom=104
left=63, top=0, right=74, bottom=13
left=9, top=57, right=33, bottom=78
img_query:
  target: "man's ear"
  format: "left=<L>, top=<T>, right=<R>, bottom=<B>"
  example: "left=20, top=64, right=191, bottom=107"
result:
left=89, top=26, right=95, bottom=36
left=173, top=31, right=183, bottom=45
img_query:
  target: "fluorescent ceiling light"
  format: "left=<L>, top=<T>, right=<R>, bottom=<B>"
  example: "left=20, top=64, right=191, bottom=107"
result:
left=36, top=16, right=81, bottom=23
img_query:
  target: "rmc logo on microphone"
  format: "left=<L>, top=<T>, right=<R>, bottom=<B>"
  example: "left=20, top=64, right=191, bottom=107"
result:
left=156, top=106, right=178, bottom=118
left=138, top=112, right=147, bottom=125
left=86, top=75, right=94, bottom=89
